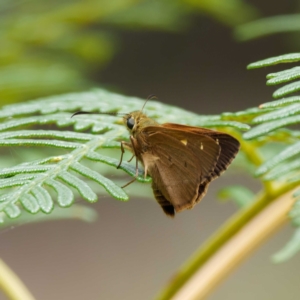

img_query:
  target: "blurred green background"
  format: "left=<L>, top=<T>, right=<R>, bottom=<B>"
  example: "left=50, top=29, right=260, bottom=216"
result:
left=1, top=0, right=258, bottom=105
left=0, top=1, right=300, bottom=300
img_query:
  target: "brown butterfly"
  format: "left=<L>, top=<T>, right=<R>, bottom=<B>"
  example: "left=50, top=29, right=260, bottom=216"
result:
left=73, top=99, right=240, bottom=217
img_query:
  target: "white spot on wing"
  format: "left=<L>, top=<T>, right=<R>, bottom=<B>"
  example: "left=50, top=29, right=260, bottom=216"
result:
left=200, top=142, right=203, bottom=150
left=180, top=139, right=187, bottom=145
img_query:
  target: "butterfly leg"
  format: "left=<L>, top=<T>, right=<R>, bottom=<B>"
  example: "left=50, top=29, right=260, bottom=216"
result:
left=119, top=137, right=141, bottom=188
left=121, top=177, right=137, bottom=188
left=127, top=154, right=135, bottom=163
left=117, top=141, right=133, bottom=169
left=121, top=144, right=139, bottom=188
left=130, top=136, right=140, bottom=178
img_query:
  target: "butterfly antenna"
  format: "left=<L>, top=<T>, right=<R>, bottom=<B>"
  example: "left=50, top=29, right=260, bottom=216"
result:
left=141, top=94, right=158, bottom=112
left=71, top=111, right=125, bottom=118
left=71, top=111, right=91, bottom=118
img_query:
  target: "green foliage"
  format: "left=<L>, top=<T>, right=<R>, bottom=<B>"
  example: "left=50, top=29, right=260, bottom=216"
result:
left=1, top=0, right=257, bottom=104
left=272, top=228, right=300, bottom=263
left=242, top=53, right=300, bottom=261
left=2, top=53, right=300, bottom=263
left=155, top=53, right=300, bottom=299
left=234, top=14, right=300, bottom=41
left=247, top=53, right=300, bottom=69
left=0, top=89, right=247, bottom=221
left=218, top=185, right=255, bottom=208
left=0, top=204, right=97, bottom=229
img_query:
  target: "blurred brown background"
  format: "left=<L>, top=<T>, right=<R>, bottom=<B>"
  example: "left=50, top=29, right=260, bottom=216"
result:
left=0, top=1, right=300, bottom=300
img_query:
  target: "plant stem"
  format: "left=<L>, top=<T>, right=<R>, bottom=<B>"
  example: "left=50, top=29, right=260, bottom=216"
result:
left=0, top=259, right=36, bottom=300
left=155, top=182, right=298, bottom=300
left=171, top=188, right=296, bottom=300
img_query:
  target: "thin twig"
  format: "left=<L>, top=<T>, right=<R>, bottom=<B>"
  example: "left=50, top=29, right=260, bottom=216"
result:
left=155, top=182, right=298, bottom=300
left=171, top=188, right=296, bottom=300
left=0, top=259, right=36, bottom=300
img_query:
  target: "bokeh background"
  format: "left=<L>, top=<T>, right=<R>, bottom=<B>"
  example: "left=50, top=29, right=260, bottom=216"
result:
left=0, top=1, right=300, bottom=299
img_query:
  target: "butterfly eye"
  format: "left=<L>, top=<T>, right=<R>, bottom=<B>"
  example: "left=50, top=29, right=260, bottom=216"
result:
left=126, top=117, right=135, bottom=130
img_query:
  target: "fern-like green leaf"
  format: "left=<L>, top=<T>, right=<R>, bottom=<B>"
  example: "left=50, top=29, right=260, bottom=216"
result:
left=45, top=179, right=74, bottom=207
left=264, top=159, right=300, bottom=181
left=218, top=185, right=254, bottom=208
left=70, top=162, right=128, bottom=201
left=221, top=107, right=274, bottom=123
left=247, top=53, right=300, bottom=69
left=85, top=151, right=150, bottom=182
left=266, top=66, right=300, bottom=86
left=290, top=195, right=300, bottom=226
left=243, top=115, right=300, bottom=140
left=0, top=205, right=97, bottom=227
left=255, top=140, right=300, bottom=177
left=272, top=228, right=300, bottom=263
left=234, top=15, right=300, bottom=41
left=259, top=96, right=300, bottom=108
left=273, top=80, right=300, bottom=98
left=247, top=54, right=300, bottom=262
left=252, top=103, right=300, bottom=123
left=4, top=204, right=21, bottom=219
left=0, top=89, right=247, bottom=220
left=20, top=194, right=40, bottom=214
left=57, top=171, right=98, bottom=203
left=31, top=186, right=53, bottom=213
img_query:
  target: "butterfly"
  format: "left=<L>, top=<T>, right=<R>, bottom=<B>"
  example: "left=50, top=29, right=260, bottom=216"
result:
left=73, top=99, right=240, bottom=216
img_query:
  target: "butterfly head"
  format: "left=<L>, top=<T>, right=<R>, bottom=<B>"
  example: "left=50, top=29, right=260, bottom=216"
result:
left=123, top=111, right=158, bottom=137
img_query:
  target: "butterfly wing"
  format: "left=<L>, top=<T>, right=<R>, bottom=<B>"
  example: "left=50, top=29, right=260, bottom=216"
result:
left=137, top=126, right=222, bottom=216
left=161, top=123, right=240, bottom=182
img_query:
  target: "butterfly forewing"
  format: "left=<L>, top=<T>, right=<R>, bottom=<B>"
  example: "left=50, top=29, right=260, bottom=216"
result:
left=161, top=123, right=240, bottom=180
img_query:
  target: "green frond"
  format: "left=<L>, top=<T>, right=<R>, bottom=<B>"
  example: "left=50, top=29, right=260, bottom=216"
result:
left=0, top=139, right=81, bottom=149
left=247, top=53, right=300, bottom=69
left=70, top=162, right=128, bottom=201
left=0, top=175, right=37, bottom=189
left=260, top=96, right=300, bottom=108
left=218, top=185, right=254, bottom=208
left=290, top=195, right=300, bottom=226
left=243, top=115, right=300, bottom=140
left=197, top=120, right=250, bottom=130
left=57, top=171, right=98, bottom=203
left=255, top=141, right=300, bottom=176
left=257, top=129, right=300, bottom=143
left=266, top=67, right=300, bottom=86
left=243, top=56, right=300, bottom=142
left=264, top=159, right=300, bottom=181
left=31, top=186, right=53, bottom=213
left=85, top=151, right=150, bottom=182
left=252, top=103, right=300, bottom=123
left=20, top=194, right=40, bottom=214
left=237, top=54, right=300, bottom=262
left=0, top=88, right=247, bottom=220
left=3, top=204, right=21, bottom=219
left=0, top=165, right=53, bottom=177
left=0, top=130, right=95, bottom=142
left=221, top=107, right=274, bottom=123
left=272, top=228, right=300, bottom=263
left=0, top=205, right=97, bottom=227
left=45, top=179, right=74, bottom=207
left=245, top=55, right=300, bottom=194
left=273, top=80, right=300, bottom=98
left=234, top=14, right=300, bottom=41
